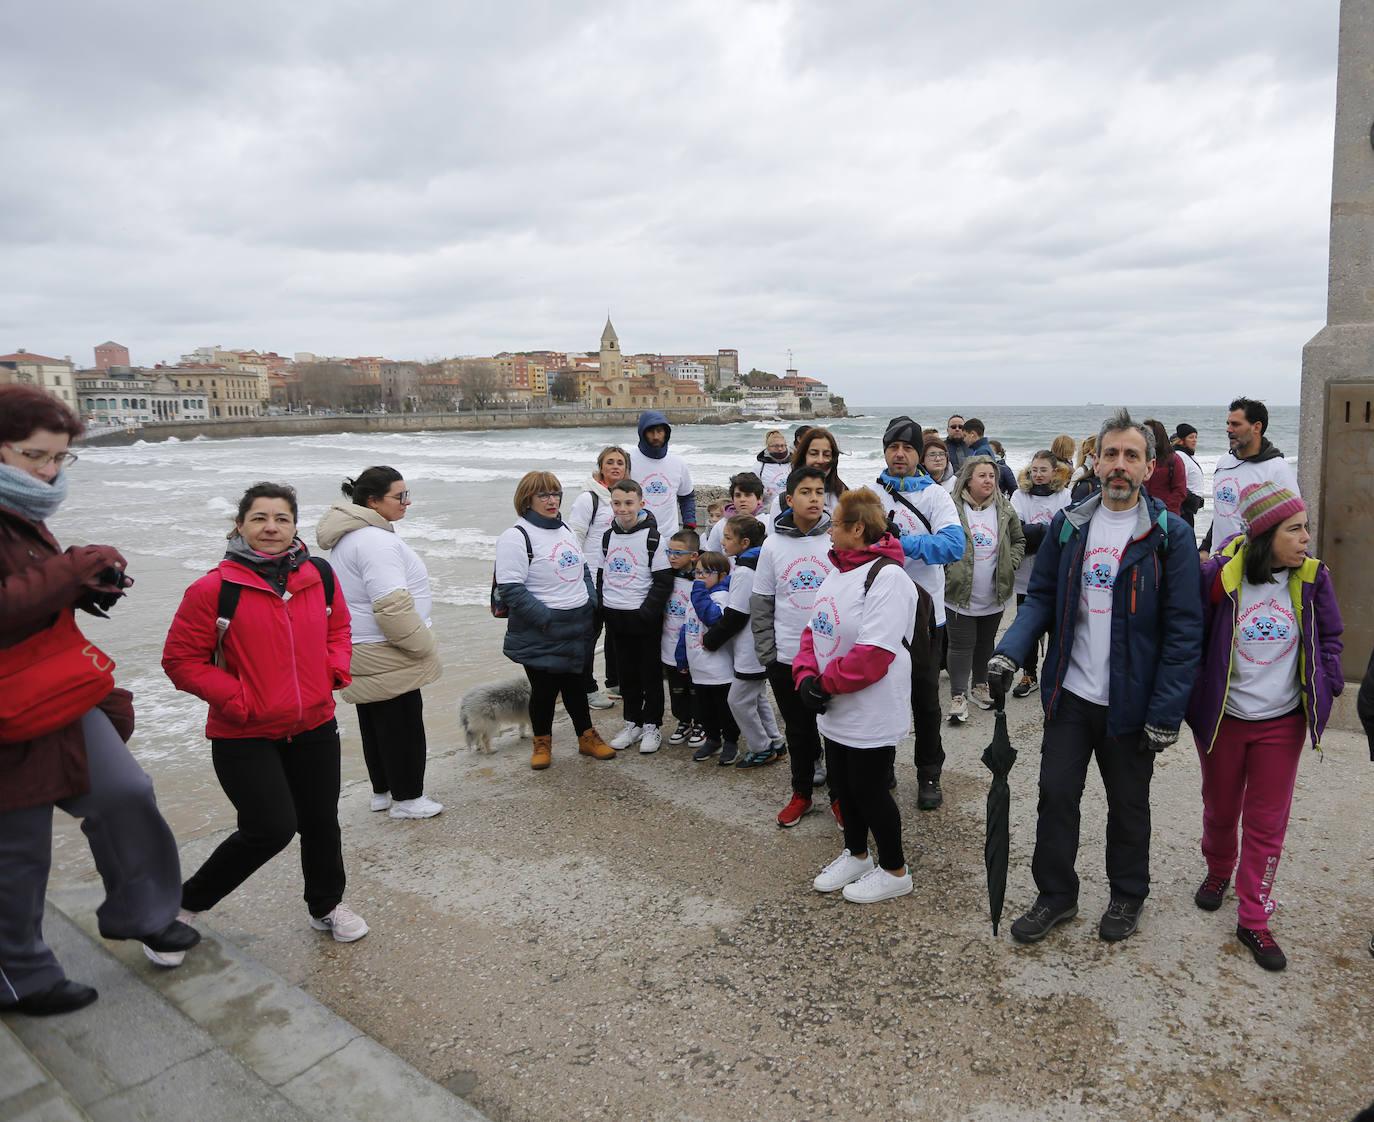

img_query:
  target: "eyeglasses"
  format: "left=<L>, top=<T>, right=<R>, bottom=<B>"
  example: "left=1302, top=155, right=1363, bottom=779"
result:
left=3, top=444, right=78, bottom=468
left=665, top=548, right=695, bottom=558
left=534, top=491, right=563, bottom=501
left=693, top=569, right=722, bottom=578
left=387, top=490, right=411, bottom=502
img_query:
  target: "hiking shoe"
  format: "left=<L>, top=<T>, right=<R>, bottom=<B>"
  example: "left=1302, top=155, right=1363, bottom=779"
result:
left=777, top=793, right=813, bottom=827
left=1195, top=874, right=1229, bottom=912
left=1010, top=899, right=1079, bottom=944
left=309, top=903, right=369, bottom=943
left=830, top=799, right=843, bottom=828
left=693, top=737, right=721, bottom=761
left=842, top=866, right=914, bottom=904
left=735, top=746, right=779, bottom=769
left=389, top=794, right=443, bottom=819
left=668, top=721, right=691, bottom=745
left=639, top=725, right=662, bottom=754
left=609, top=723, right=643, bottom=750
left=917, top=778, right=943, bottom=810
left=814, top=849, right=874, bottom=893
left=1012, top=673, right=1036, bottom=699
left=718, top=741, right=739, bottom=766
left=587, top=690, right=615, bottom=710
left=813, top=760, right=827, bottom=786
left=369, top=792, right=392, bottom=812
left=686, top=724, right=708, bottom=747
left=1098, top=898, right=1144, bottom=942
left=948, top=694, right=969, bottom=723
left=970, top=683, right=994, bottom=710
left=1237, top=925, right=1287, bottom=971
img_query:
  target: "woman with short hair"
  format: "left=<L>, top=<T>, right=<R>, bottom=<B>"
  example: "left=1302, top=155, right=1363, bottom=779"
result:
left=921, top=439, right=956, bottom=494
left=163, top=481, right=367, bottom=944
left=567, top=446, right=630, bottom=708
left=495, top=471, right=614, bottom=769
left=317, top=466, right=443, bottom=819
left=754, top=429, right=792, bottom=510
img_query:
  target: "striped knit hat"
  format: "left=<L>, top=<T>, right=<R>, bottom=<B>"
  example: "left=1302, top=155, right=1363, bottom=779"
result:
left=1238, top=481, right=1306, bottom=538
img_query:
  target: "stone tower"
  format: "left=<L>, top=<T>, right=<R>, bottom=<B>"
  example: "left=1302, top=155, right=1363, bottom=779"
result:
left=599, top=316, right=623, bottom=382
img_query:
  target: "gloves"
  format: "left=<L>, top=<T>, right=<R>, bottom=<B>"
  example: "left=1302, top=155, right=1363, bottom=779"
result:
left=1142, top=724, right=1179, bottom=752
left=986, top=654, right=1017, bottom=703
left=798, top=676, right=829, bottom=713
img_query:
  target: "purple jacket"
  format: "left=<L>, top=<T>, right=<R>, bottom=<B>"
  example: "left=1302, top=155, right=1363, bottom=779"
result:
left=1186, top=534, right=1344, bottom=752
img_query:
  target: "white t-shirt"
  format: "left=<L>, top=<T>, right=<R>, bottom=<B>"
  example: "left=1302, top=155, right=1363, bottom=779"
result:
left=1177, top=450, right=1204, bottom=498
left=809, top=561, right=916, bottom=749
left=599, top=516, right=671, bottom=611
left=753, top=527, right=835, bottom=665
left=703, top=519, right=726, bottom=555
left=684, top=584, right=735, bottom=686
left=567, top=487, right=616, bottom=572
left=629, top=449, right=693, bottom=538
left=756, top=457, right=791, bottom=510
left=1010, top=487, right=1073, bottom=596
left=1062, top=503, right=1139, bottom=706
left=862, top=480, right=962, bottom=626
left=660, top=573, right=694, bottom=665
left=1209, top=453, right=1300, bottom=549
left=727, top=562, right=765, bottom=676
left=962, top=503, right=1002, bottom=616
left=328, top=524, right=433, bottom=647
left=494, top=519, right=589, bottom=610
left=1225, top=576, right=1302, bottom=721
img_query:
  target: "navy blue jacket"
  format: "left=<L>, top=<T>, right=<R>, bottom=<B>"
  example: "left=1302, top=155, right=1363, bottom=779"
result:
left=994, top=492, right=1202, bottom=737
left=498, top=515, right=598, bottom=674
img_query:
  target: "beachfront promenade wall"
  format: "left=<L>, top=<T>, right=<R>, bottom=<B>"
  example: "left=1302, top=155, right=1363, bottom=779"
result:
left=75, top=406, right=824, bottom=447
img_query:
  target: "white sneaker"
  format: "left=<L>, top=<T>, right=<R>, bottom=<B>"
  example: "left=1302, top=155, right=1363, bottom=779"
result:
left=389, top=794, right=443, bottom=819
left=609, top=723, right=643, bottom=750
left=639, top=725, right=662, bottom=754
left=370, top=792, right=392, bottom=812
left=142, top=943, right=186, bottom=968
left=309, top=903, right=369, bottom=942
left=813, top=849, right=874, bottom=893
left=970, top=683, right=994, bottom=710
left=948, top=694, right=969, bottom=723
left=587, top=690, right=615, bottom=710
left=842, top=866, right=914, bottom=904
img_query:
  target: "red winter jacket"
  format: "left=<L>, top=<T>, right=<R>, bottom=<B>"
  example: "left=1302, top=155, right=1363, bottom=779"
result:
left=163, top=557, right=352, bottom=740
left=1144, top=450, right=1188, bottom=515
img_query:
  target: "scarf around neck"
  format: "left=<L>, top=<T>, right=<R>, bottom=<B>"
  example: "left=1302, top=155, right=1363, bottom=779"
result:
left=0, top=462, right=68, bottom=522
left=225, top=533, right=307, bottom=596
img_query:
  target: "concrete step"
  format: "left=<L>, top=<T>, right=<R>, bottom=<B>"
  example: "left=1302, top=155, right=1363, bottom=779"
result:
left=2, top=888, right=487, bottom=1122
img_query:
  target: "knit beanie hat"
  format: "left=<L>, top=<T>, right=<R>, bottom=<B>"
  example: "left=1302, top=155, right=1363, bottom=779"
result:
left=883, top=415, right=921, bottom=449
left=1173, top=423, right=1197, bottom=440
left=1238, top=481, right=1306, bottom=538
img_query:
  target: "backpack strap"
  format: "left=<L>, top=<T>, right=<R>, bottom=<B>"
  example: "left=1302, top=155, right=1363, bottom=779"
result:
left=880, top=480, right=933, bottom=534
left=307, top=556, right=336, bottom=610
left=214, top=556, right=337, bottom=664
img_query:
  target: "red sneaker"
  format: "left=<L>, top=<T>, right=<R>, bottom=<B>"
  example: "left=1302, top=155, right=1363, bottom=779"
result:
left=830, top=799, right=843, bottom=828
left=777, top=793, right=813, bottom=828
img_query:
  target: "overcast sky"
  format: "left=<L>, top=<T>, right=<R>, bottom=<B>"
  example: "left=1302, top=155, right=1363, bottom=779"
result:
left=2, top=1, right=1340, bottom=404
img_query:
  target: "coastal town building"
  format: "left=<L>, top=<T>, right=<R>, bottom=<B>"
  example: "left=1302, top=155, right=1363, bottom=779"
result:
left=0, top=351, right=77, bottom=410
left=93, top=341, right=131, bottom=370
left=161, top=364, right=263, bottom=418
left=75, top=369, right=209, bottom=424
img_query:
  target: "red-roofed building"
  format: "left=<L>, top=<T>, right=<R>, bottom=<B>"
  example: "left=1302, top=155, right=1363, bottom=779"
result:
left=0, top=350, right=77, bottom=409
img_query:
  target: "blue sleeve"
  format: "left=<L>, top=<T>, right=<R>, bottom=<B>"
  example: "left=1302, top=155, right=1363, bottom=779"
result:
left=902, top=522, right=966, bottom=566
left=691, top=581, right=723, bottom=626
left=497, top=582, right=552, bottom=631
left=583, top=565, right=598, bottom=609
left=679, top=491, right=697, bottom=529
left=1147, top=528, right=1204, bottom=732
left=995, top=513, right=1064, bottom=666
left=674, top=624, right=688, bottom=669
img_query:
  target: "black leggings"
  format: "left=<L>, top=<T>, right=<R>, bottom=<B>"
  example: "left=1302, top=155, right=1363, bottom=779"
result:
left=694, top=683, right=739, bottom=743
left=826, top=740, right=904, bottom=871
left=355, top=689, right=428, bottom=801
left=524, top=667, right=593, bottom=737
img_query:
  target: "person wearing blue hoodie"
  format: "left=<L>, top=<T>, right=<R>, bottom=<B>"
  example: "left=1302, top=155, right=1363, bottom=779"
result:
left=962, top=418, right=1017, bottom=497
left=864, top=416, right=965, bottom=810
left=628, top=411, right=696, bottom=539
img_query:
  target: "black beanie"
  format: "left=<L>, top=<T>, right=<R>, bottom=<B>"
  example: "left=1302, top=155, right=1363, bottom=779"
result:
left=882, top=415, right=921, bottom=449
left=1173, top=423, right=1198, bottom=440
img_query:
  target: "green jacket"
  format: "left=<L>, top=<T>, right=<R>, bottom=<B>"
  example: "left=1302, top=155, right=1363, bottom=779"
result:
left=944, top=490, right=1025, bottom=609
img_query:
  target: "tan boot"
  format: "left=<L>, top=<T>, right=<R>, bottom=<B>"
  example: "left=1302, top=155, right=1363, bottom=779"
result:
left=578, top=728, right=616, bottom=760
left=530, top=735, right=552, bottom=770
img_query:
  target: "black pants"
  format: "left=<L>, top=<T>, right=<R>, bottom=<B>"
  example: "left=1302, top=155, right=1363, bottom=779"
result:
left=826, top=740, right=904, bottom=871
left=694, top=683, right=739, bottom=743
left=524, top=666, right=592, bottom=737
left=911, top=623, right=945, bottom=781
left=580, top=613, right=620, bottom=693
left=664, top=664, right=695, bottom=724
left=1015, top=594, right=1040, bottom=679
left=606, top=627, right=664, bottom=726
left=1032, top=690, right=1155, bottom=908
left=182, top=719, right=346, bottom=920
left=767, top=661, right=826, bottom=799
left=355, top=689, right=428, bottom=801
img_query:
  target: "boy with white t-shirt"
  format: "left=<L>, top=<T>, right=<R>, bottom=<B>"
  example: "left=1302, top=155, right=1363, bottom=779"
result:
left=661, top=529, right=701, bottom=746
left=599, top=479, right=674, bottom=753
left=703, top=472, right=765, bottom=554
left=751, top=467, right=836, bottom=828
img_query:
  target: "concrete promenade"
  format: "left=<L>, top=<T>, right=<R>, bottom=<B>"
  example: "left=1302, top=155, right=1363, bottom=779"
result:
left=13, top=691, right=1374, bottom=1121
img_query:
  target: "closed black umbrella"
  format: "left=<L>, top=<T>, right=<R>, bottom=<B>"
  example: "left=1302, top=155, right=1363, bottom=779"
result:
left=981, top=693, right=1018, bottom=935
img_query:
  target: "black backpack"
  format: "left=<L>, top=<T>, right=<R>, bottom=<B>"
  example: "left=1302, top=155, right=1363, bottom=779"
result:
left=213, top=557, right=336, bottom=667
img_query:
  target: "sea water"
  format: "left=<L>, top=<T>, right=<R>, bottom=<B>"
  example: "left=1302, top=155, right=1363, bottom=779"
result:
left=45, top=402, right=1296, bottom=859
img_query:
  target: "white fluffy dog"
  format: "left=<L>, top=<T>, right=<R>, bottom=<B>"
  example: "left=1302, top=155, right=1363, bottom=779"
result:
left=459, top=676, right=532, bottom=753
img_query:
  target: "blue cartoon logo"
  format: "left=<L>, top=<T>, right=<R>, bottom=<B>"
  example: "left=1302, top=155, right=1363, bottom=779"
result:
left=607, top=555, right=634, bottom=575
left=972, top=530, right=995, bottom=549
left=556, top=550, right=580, bottom=571
left=666, top=598, right=687, bottom=618
left=1215, top=484, right=1238, bottom=506
left=1084, top=563, right=1114, bottom=590
left=686, top=617, right=700, bottom=635
left=644, top=480, right=669, bottom=495
left=789, top=569, right=822, bottom=591
left=813, top=611, right=835, bottom=637
left=1242, top=616, right=1290, bottom=641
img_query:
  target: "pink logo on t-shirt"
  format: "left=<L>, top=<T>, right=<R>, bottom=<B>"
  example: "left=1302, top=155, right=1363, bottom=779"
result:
left=1214, top=476, right=1241, bottom=517
left=549, top=541, right=583, bottom=582
left=1080, top=545, right=1121, bottom=615
left=810, top=594, right=841, bottom=660
left=640, top=473, right=671, bottom=501
left=1236, top=597, right=1297, bottom=665
left=781, top=554, right=831, bottom=609
left=603, top=546, right=640, bottom=589
left=971, top=525, right=998, bottom=562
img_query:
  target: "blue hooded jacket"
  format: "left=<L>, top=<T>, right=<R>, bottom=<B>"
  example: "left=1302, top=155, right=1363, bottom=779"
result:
left=875, top=470, right=966, bottom=568
left=636, top=410, right=697, bottom=529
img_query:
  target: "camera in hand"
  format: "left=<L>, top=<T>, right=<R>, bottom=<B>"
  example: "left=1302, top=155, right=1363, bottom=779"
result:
left=91, top=566, right=130, bottom=611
